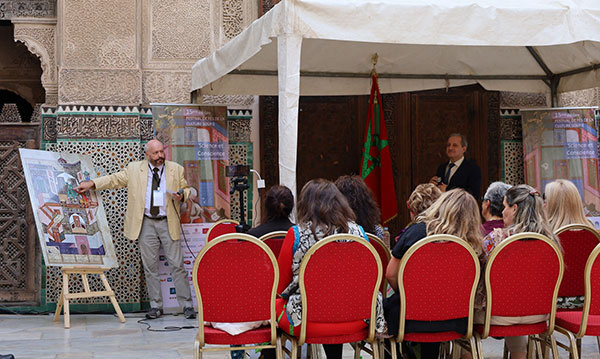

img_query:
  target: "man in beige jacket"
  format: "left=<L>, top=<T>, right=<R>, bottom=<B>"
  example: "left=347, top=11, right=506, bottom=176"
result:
left=75, top=139, right=194, bottom=319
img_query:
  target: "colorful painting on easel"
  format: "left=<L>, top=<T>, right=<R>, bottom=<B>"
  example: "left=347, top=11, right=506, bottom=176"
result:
left=19, top=148, right=118, bottom=267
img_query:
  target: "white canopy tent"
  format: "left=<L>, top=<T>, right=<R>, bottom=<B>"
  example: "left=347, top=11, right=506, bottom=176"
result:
left=191, top=0, right=600, bottom=198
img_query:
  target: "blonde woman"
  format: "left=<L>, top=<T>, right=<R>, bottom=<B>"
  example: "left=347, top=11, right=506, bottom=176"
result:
left=384, top=189, right=482, bottom=358
left=544, top=179, right=594, bottom=310
left=544, top=179, right=593, bottom=232
left=392, top=183, right=442, bottom=247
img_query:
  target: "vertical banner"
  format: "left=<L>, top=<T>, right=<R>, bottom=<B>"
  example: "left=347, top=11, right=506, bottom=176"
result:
left=522, top=108, right=600, bottom=224
left=151, top=104, right=230, bottom=223
left=158, top=223, right=212, bottom=309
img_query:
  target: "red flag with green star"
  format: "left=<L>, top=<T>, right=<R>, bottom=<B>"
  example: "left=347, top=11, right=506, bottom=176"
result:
left=361, top=75, right=398, bottom=224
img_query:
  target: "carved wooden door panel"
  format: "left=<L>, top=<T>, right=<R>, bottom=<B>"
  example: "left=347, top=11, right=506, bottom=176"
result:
left=0, top=123, right=40, bottom=304
left=409, top=86, right=491, bottom=197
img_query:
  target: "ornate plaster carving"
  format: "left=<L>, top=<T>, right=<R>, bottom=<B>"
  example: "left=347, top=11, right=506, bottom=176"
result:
left=0, top=0, right=56, bottom=19
left=500, top=91, right=547, bottom=108
left=59, top=69, right=142, bottom=105
left=12, top=18, right=58, bottom=104
left=142, top=71, right=191, bottom=105
left=200, top=95, right=255, bottom=106
left=149, top=0, right=211, bottom=60
left=61, top=0, right=136, bottom=68
left=559, top=88, right=600, bottom=108
left=222, top=0, right=244, bottom=40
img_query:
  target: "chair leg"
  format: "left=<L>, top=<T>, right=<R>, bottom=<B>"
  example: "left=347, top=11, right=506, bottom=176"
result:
left=353, top=342, right=361, bottom=359
left=469, top=336, right=479, bottom=359
left=549, top=335, right=559, bottom=359
left=276, top=335, right=283, bottom=359
left=372, top=340, right=380, bottom=359
left=504, top=341, right=509, bottom=359
left=291, top=338, right=298, bottom=359
left=390, top=339, right=398, bottom=359
left=576, top=338, right=582, bottom=356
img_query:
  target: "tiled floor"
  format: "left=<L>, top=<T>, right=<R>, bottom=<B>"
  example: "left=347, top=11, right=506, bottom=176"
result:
left=0, top=314, right=597, bottom=358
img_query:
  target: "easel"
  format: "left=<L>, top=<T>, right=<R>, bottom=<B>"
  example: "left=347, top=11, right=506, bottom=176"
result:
left=53, top=266, right=126, bottom=328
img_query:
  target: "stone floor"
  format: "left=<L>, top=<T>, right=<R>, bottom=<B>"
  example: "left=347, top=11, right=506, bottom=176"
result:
left=0, top=314, right=597, bottom=358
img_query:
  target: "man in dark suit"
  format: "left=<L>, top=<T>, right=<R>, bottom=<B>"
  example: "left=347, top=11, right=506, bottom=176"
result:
left=430, top=133, right=481, bottom=199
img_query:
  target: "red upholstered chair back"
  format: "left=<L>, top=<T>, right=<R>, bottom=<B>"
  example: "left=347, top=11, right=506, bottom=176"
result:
left=299, top=234, right=382, bottom=343
left=585, top=243, right=600, bottom=317
left=556, top=224, right=600, bottom=297
left=482, top=232, right=563, bottom=337
left=206, top=219, right=239, bottom=242
left=193, top=233, right=278, bottom=324
left=258, top=231, right=288, bottom=258
left=366, top=233, right=391, bottom=294
left=397, top=235, right=480, bottom=341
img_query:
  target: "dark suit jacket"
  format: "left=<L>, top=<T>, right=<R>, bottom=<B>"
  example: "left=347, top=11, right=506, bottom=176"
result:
left=436, top=158, right=481, bottom=200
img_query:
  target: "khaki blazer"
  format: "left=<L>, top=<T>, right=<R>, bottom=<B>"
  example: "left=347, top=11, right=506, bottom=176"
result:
left=93, top=160, right=190, bottom=241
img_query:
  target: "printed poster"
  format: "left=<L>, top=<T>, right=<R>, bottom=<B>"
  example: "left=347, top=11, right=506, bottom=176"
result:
left=19, top=149, right=118, bottom=267
left=521, top=108, right=600, bottom=221
left=151, top=104, right=230, bottom=224
left=159, top=223, right=212, bottom=309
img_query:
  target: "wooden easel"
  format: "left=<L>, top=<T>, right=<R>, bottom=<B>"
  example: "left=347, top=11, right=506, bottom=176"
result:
left=53, top=266, right=126, bottom=328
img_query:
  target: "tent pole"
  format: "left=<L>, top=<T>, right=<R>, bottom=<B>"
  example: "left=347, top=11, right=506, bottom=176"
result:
left=277, top=33, right=302, bottom=218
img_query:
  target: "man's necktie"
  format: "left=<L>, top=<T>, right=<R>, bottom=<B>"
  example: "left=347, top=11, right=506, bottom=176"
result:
left=150, top=167, right=160, bottom=217
left=443, top=163, right=455, bottom=184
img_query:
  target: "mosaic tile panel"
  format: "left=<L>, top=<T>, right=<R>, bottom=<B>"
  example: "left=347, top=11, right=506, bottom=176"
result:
left=229, top=142, right=253, bottom=225
left=501, top=140, right=524, bottom=186
left=500, top=109, right=522, bottom=140
left=44, top=141, right=145, bottom=305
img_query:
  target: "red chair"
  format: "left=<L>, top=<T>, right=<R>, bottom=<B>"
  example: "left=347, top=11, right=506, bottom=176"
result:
left=259, top=231, right=288, bottom=258
left=206, top=219, right=239, bottom=242
left=476, top=232, right=564, bottom=358
left=554, top=242, right=600, bottom=358
left=280, top=234, right=382, bottom=359
left=366, top=233, right=391, bottom=294
left=556, top=224, right=600, bottom=303
left=391, top=234, right=481, bottom=359
left=192, top=233, right=280, bottom=359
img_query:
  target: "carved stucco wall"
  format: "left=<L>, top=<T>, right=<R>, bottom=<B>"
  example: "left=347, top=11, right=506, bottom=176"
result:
left=12, top=18, right=58, bottom=104
left=0, top=24, right=45, bottom=106
left=51, top=0, right=257, bottom=106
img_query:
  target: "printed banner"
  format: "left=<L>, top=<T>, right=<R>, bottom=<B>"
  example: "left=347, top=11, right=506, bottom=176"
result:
left=151, top=104, right=230, bottom=223
left=159, top=223, right=212, bottom=309
left=521, top=108, right=600, bottom=219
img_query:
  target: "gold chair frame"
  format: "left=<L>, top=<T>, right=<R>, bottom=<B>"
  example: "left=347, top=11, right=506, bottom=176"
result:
left=392, top=234, right=481, bottom=359
left=205, top=218, right=240, bottom=241
left=192, top=233, right=281, bottom=359
left=553, top=242, right=600, bottom=359
left=280, top=234, right=383, bottom=359
left=482, top=232, right=564, bottom=359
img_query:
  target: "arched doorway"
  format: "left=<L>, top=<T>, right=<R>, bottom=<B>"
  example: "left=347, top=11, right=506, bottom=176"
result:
left=0, top=20, right=44, bottom=305
left=0, top=20, right=44, bottom=122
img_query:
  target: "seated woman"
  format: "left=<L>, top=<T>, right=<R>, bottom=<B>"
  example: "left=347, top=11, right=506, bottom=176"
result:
left=246, top=184, right=294, bottom=237
left=544, top=179, right=594, bottom=309
left=481, top=181, right=511, bottom=237
left=384, top=189, right=483, bottom=358
left=392, top=183, right=441, bottom=247
left=335, top=175, right=385, bottom=239
left=265, top=179, right=386, bottom=359
left=478, top=184, right=561, bottom=359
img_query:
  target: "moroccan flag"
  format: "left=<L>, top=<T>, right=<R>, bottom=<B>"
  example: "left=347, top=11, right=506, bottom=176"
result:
left=360, top=75, right=398, bottom=224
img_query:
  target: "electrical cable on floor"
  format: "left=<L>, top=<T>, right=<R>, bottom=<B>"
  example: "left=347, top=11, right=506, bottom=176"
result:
left=137, top=314, right=198, bottom=332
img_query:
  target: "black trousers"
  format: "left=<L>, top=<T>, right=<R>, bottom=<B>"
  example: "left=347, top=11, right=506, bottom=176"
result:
left=262, top=344, right=343, bottom=359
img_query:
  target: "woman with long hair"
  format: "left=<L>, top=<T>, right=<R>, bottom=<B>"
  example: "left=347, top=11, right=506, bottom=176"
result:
left=264, top=179, right=386, bottom=359
left=384, top=189, right=483, bottom=358
left=335, top=175, right=384, bottom=238
left=544, top=179, right=593, bottom=310
left=544, top=179, right=593, bottom=232
left=478, top=184, right=561, bottom=359
left=247, top=184, right=294, bottom=237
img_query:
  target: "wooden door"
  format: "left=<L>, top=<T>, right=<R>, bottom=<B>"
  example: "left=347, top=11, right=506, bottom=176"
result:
left=259, top=85, right=498, bottom=235
left=0, top=123, right=41, bottom=304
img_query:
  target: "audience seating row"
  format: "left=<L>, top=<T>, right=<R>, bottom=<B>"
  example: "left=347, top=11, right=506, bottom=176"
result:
left=193, top=224, right=600, bottom=359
